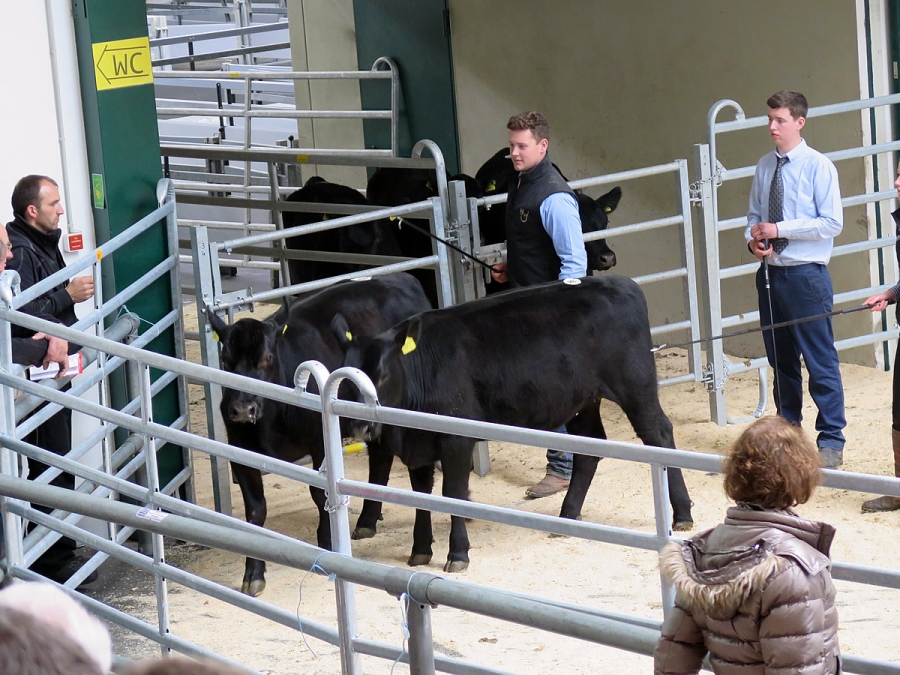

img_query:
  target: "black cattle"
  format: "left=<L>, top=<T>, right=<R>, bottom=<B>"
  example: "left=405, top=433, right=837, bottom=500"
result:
left=206, top=273, right=431, bottom=596
left=475, top=148, right=620, bottom=291
left=335, top=276, right=693, bottom=573
left=366, top=168, right=480, bottom=308
left=283, top=176, right=401, bottom=285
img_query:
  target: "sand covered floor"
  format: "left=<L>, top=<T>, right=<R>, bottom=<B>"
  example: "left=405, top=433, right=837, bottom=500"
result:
left=111, top=303, right=900, bottom=674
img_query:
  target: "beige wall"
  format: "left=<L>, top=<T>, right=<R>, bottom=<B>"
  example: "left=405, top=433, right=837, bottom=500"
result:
left=287, top=0, right=367, bottom=187
left=450, top=0, right=876, bottom=364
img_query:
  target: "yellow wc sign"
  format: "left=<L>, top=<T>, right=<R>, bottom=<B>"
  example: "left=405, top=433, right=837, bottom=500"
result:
left=92, top=36, right=154, bottom=91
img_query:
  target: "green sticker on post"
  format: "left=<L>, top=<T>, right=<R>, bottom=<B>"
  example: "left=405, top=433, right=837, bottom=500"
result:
left=91, top=173, right=105, bottom=209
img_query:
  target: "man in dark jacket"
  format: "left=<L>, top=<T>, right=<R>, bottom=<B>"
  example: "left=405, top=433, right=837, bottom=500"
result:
left=490, top=112, right=588, bottom=498
left=7, top=175, right=95, bottom=585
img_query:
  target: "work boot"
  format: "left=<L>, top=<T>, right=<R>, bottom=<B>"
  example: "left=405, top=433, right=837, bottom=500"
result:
left=861, top=429, right=900, bottom=513
left=818, top=447, right=843, bottom=469
left=525, top=474, right=570, bottom=499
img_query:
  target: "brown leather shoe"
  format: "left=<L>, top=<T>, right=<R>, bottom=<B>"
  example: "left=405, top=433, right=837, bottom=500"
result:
left=525, top=474, right=570, bottom=498
left=861, top=495, right=900, bottom=513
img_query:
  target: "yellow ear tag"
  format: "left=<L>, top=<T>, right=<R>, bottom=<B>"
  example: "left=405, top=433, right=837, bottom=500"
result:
left=401, top=336, right=417, bottom=355
left=486, top=180, right=496, bottom=193
left=426, top=181, right=433, bottom=191
left=212, top=331, right=219, bottom=342
left=322, top=214, right=330, bottom=220
left=345, top=331, right=353, bottom=342
left=604, top=206, right=612, bottom=213
left=282, top=324, right=288, bottom=335
left=390, top=216, right=397, bottom=221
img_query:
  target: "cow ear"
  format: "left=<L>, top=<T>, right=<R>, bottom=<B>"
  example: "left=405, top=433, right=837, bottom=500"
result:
left=394, top=319, right=422, bottom=356
left=272, top=296, right=291, bottom=327
left=331, top=313, right=352, bottom=352
left=596, top=186, right=623, bottom=214
left=205, top=306, right=229, bottom=342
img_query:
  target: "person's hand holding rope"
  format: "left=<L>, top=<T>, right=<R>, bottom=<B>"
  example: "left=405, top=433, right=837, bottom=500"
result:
left=865, top=289, right=897, bottom=313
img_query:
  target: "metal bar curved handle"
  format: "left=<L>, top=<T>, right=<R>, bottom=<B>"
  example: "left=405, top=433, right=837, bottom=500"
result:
left=413, top=139, right=449, bottom=218
left=294, top=360, right=331, bottom=395
left=0, top=271, right=21, bottom=310
left=707, top=99, right=746, bottom=137
left=156, top=178, right=176, bottom=208
left=323, top=367, right=380, bottom=407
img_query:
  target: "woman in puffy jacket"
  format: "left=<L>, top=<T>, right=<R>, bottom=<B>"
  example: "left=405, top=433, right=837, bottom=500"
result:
left=654, top=415, right=840, bottom=674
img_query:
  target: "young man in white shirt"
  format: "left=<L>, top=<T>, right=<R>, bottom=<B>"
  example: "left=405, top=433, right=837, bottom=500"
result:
left=745, top=90, right=846, bottom=468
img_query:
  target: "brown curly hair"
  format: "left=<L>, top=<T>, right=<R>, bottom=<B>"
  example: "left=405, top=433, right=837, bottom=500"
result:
left=722, top=416, right=822, bottom=509
left=507, top=111, right=550, bottom=142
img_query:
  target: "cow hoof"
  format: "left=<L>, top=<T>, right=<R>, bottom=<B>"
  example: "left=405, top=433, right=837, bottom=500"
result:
left=407, top=553, right=433, bottom=567
left=672, top=520, right=694, bottom=532
left=443, top=560, right=469, bottom=573
left=241, top=579, right=266, bottom=597
left=351, top=527, right=377, bottom=540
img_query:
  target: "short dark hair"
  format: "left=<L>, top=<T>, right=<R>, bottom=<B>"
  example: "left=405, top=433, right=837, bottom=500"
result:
left=722, top=416, right=822, bottom=510
left=11, top=174, right=58, bottom=217
left=507, top=111, right=550, bottom=142
left=119, top=657, right=249, bottom=674
left=0, top=607, right=102, bottom=675
left=767, top=90, right=808, bottom=121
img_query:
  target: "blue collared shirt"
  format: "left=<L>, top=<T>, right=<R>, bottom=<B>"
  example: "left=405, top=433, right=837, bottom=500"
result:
left=539, top=192, right=587, bottom=279
left=745, top=139, right=843, bottom=266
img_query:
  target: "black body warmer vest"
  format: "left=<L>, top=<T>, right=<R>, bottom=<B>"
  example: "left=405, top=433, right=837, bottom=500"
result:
left=505, top=153, right=576, bottom=287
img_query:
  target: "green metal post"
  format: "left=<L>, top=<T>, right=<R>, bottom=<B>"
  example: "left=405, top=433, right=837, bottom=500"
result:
left=72, top=0, right=183, bottom=487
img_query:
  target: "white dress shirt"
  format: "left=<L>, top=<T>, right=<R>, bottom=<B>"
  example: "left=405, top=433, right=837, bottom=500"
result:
left=745, top=139, right=843, bottom=266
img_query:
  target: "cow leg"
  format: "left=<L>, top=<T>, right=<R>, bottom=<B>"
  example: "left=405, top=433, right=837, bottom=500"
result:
left=232, top=463, right=268, bottom=597
left=620, top=400, right=694, bottom=530
left=351, top=439, right=394, bottom=540
left=559, top=406, right=605, bottom=521
left=309, top=484, right=332, bottom=550
left=407, top=464, right=435, bottom=567
left=441, top=439, right=472, bottom=573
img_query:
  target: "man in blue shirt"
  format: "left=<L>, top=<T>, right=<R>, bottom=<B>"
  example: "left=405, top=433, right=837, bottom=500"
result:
left=745, top=90, right=846, bottom=468
left=491, top=111, right=587, bottom=497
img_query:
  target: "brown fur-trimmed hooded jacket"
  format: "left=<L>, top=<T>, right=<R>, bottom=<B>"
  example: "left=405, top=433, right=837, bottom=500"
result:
left=654, top=504, right=840, bottom=674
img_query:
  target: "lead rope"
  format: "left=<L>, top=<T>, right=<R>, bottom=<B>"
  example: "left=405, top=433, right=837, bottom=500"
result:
left=760, top=247, right=785, bottom=415
left=394, top=216, right=500, bottom=274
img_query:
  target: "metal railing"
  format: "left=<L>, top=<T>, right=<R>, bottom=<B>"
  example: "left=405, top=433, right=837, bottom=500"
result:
left=468, top=160, right=703, bottom=388
left=155, top=58, right=400, bottom=155
left=0, top=179, right=190, bottom=594
left=1, top=307, right=899, bottom=671
left=696, top=94, right=900, bottom=425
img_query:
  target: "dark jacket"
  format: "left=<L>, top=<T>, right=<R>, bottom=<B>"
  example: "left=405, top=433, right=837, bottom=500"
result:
left=505, top=154, right=575, bottom=287
left=890, top=208, right=900, bottom=321
left=12, top=335, right=50, bottom=367
left=654, top=505, right=840, bottom=675
left=6, top=214, right=77, bottom=327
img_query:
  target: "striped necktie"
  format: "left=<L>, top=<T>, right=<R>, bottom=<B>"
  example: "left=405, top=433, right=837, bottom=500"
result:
left=768, top=155, right=789, bottom=254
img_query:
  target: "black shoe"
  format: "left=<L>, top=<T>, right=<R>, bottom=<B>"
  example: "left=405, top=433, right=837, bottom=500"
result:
left=31, top=558, right=99, bottom=589
left=819, top=447, right=843, bottom=469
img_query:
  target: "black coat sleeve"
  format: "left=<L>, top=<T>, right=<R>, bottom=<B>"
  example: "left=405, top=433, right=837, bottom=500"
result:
left=7, top=248, right=75, bottom=321
left=11, top=336, right=49, bottom=367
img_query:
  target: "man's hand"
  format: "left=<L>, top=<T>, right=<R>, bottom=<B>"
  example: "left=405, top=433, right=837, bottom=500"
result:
left=750, top=221, right=779, bottom=241
left=865, top=290, right=896, bottom=313
left=32, top=333, right=69, bottom=378
left=749, top=238, right=773, bottom=260
left=66, top=276, right=94, bottom=303
left=490, top=262, right=508, bottom=284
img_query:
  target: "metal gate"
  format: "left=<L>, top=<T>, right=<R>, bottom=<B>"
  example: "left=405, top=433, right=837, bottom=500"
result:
left=695, top=94, right=900, bottom=425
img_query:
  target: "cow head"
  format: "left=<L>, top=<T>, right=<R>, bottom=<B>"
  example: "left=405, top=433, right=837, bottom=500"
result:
left=206, top=307, right=279, bottom=425
left=332, top=313, right=409, bottom=442
left=576, top=186, right=621, bottom=272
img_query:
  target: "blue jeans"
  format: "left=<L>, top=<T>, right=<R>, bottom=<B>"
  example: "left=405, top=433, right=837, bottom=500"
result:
left=756, top=263, right=846, bottom=450
left=546, top=425, right=573, bottom=480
